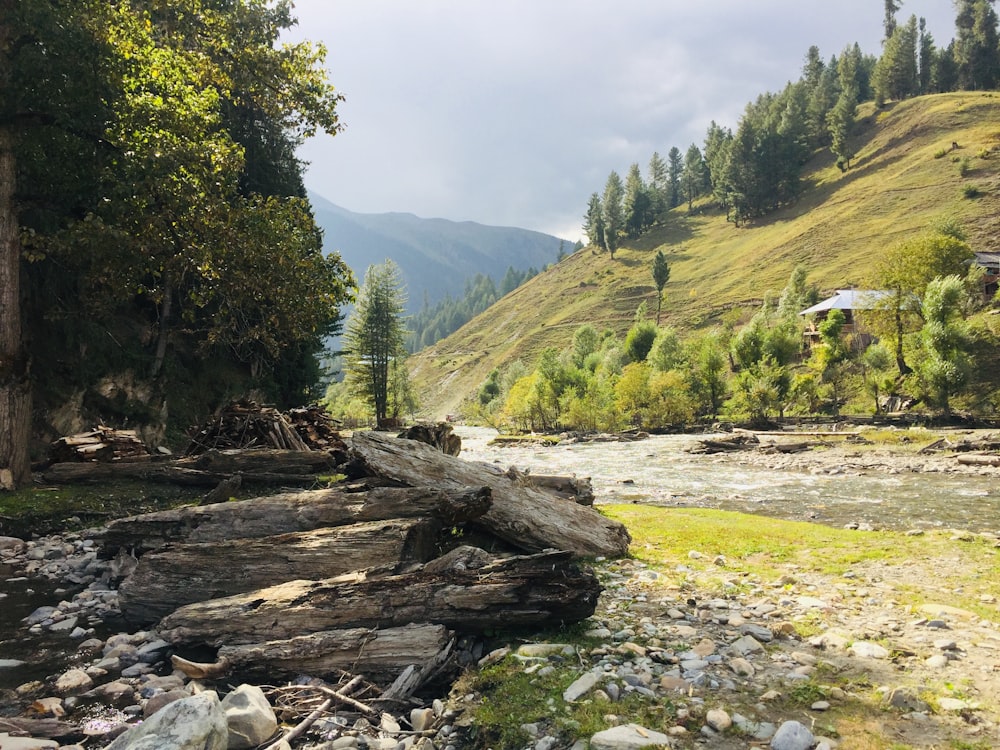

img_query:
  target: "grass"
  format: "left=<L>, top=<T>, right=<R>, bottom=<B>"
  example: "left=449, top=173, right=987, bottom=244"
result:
left=409, top=91, right=1000, bottom=420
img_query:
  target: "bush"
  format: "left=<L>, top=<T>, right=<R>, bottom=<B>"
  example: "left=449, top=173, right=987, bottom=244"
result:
left=963, top=184, right=983, bottom=199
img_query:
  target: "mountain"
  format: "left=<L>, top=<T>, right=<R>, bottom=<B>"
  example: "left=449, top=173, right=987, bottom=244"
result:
left=408, top=92, right=1000, bottom=419
left=309, top=193, right=568, bottom=311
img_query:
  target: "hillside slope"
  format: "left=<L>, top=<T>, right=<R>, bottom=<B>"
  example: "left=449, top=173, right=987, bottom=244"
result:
left=409, top=92, right=1000, bottom=419
left=310, top=194, right=567, bottom=312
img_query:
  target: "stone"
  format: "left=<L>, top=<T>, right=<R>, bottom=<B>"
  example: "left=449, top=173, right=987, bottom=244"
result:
left=590, top=723, right=672, bottom=750
left=410, top=707, right=435, bottom=732
left=563, top=672, right=599, bottom=702
left=918, top=603, right=975, bottom=620
left=732, top=713, right=776, bottom=740
left=144, top=689, right=191, bottom=718
left=517, top=643, right=573, bottom=657
left=770, top=720, right=814, bottom=750
left=729, top=635, right=764, bottom=655
left=0, top=733, right=59, bottom=749
left=938, top=697, right=973, bottom=711
left=849, top=641, right=889, bottom=659
left=810, top=701, right=830, bottom=711
left=221, top=684, right=278, bottom=750
left=740, top=623, right=773, bottom=642
left=885, top=687, right=930, bottom=712
left=705, top=708, right=731, bottom=731
left=54, top=668, right=94, bottom=696
left=727, top=657, right=755, bottom=677
left=925, top=654, right=949, bottom=669
left=106, top=691, right=228, bottom=750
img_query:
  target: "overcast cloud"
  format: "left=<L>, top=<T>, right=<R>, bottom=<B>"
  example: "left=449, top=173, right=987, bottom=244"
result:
left=285, top=1, right=957, bottom=241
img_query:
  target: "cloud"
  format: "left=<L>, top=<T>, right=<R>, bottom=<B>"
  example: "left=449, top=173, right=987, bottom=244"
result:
left=287, top=1, right=957, bottom=240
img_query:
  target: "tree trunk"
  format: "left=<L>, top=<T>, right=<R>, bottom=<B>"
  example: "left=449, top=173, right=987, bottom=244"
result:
left=0, top=116, right=32, bottom=491
left=158, top=548, right=601, bottom=646
left=93, top=485, right=492, bottom=557
left=118, top=518, right=443, bottom=624
left=346, top=430, right=631, bottom=558
left=174, top=623, right=455, bottom=686
left=150, top=271, right=173, bottom=378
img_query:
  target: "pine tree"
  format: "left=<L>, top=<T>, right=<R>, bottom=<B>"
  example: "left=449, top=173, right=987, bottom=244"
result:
left=602, top=171, right=625, bottom=260
left=624, top=163, right=651, bottom=238
left=681, top=144, right=705, bottom=210
left=883, top=0, right=901, bottom=43
left=955, top=0, right=1000, bottom=90
left=647, top=151, right=668, bottom=219
left=344, top=260, right=409, bottom=427
left=583, top=193, right=605, bottom=250
left=918, top=17, right=935, bottom=94
left=652, top=250, right=670, bottom=325
left=666, top=147, right=683, bottom=208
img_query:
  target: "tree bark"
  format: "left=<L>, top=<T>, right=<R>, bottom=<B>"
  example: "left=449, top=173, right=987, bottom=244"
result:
left=173, top=623, right=455, bottom=686
left=158, top=548, right=601, bottom=646
left=94, top=485, right=492, bottom=557
left=118, top=518, right=444, bottom=624
left=43, top=448, right=339, bottom=485
left=0, top=30, right=32, bottom=491
left=346, top=431, right=630, bottom=558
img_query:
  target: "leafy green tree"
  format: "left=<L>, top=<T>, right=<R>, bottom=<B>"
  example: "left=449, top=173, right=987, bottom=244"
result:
left=583, top=192, right=605, bottom=249
left=685, top=330, right=729, bottom=417
left=918, top=275, right=973, bottom=413
left=602, top=171, right=625, bottom=259
left=868, top=230, right=975, bottom=374
left=344, top=260, right=409, bottom=427
left=652, top=250, right=671, bottom=324
left=648, top=326, right=683, bottom=372
left=860, top=342, right=895, bottom=414
left=807, top=308, right=851, bottom=413
left=955, top=0, right=1000, bottom=90
left=571, top=324, right=601, bottom=369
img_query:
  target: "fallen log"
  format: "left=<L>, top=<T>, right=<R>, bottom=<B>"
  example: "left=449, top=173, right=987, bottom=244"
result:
left=505, top=468, right=595, bottom=506
left=0, top=717, right=79, bottom=739
left=42, top=448, right=339, bottom=486
left=92, top=485, right=492, bottom=557
left=346, top=431, right=630, bottom=558
left=158, top=547, right=601, bottom=646
left=956, top=454, right=1000, bottom=467
left=172, top=623, right=455, bottom=686
left=118, top=518, right=442, bottom=624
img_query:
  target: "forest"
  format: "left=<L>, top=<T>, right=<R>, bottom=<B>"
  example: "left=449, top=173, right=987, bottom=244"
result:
left=1, top=0, right=355, bottom=489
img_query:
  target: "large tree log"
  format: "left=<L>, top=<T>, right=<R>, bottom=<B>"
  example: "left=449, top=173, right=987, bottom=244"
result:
left=956, top=453, right=1000, bottom=466
left=92, top=485, right=491, bottom=557
left=42, top=448, right=339, bottom=486
left=158, top=548, right=601, bottom=646
left=346, top=431, right=630, bottom=558
left=118, top=519, right=442, bottom=624
left=173, top=623, right=455, bottom=686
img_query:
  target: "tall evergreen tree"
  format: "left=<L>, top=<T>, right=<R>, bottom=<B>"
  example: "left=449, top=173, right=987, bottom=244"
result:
left=602, top=171, right=625, bottom=259
left=647, top=151, right=668, bottom=219
left=652, top=250, right=670, bottom=325
left=344, top=260, right=409, bottom=427
left=681, top=144, right=705, bottom=210
left=932, top=41, right=960, bottom=92
left=873, top=15, right=919, bottom=103
left=623, top=162, right=651, bottom=238
left=830, top=45, right=861, bottom=169
left=955, top=0, right=1000, bottom=90
left=918, top=17, right=935, bottom=94
left=666, top=147, right=684, bottom=208
left=703, top=121, right=733, bottom=209
left=583, top=192, right=605, bottom=249
left=883, top=0, right=901, bottom=43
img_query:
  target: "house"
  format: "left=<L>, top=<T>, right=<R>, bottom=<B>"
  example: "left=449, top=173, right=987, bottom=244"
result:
left=973, top=251, right=999, bottom=299
left=799, top=289, right=889, bottom=349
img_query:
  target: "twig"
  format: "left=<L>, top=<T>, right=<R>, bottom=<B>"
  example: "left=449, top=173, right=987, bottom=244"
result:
left=262, top=675, right=366, bottom=749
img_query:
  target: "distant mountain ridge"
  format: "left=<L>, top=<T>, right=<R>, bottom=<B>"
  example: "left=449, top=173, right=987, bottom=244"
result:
left=308, top=193, right=567, bottom=311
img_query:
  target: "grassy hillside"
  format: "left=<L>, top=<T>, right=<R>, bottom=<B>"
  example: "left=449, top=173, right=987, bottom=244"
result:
left=409, top=92, right=1000, bottom=419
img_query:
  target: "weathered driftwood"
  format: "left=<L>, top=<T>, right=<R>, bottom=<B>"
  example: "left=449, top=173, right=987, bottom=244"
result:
left=506, top=469, right=595, bottom=506
left=43, top=448, right=339, bottom=486
left=397, top=422, right=462, bottom=456
left=956, top=453, right=1000, bottom=467
left=158, top=547, right=601, bottom=646
left=758, top=441, right=819, bottom=454
left=346, top=431, right=630, bottom=558
left=49, top=427, right=148, bottom=463
left=93, top=485, right=492, bottom=557
left=118, top=518, right=443, bottom=624
left=0, top=717, right=79, bottom=739
left=172, top=624, right=454, bottom=686
left=689, top=434, right=759, bottom=453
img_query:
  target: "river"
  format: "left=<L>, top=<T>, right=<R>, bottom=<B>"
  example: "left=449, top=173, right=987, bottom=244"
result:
left=454, top=426, right=1000, bottom=533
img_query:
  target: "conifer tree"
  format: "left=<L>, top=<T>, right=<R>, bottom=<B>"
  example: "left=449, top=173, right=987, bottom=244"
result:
left=624, top=163, right=651, bottom=238
left=666, top=147, right=684, bottom=208
left=652, top=250, right=670, bottom=325
left=583, top=193, right=605, bottom=250
left=602, top=171, right=625, bottom=259
left=954, top=0, right=1000, bottom=90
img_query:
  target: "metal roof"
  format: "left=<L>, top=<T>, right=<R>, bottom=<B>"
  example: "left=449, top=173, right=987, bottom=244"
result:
left=799, top=289, right=889, bottom=316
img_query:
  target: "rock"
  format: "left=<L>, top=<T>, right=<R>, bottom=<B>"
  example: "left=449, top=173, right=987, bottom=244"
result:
left=222, top=685, right=277, bottom=750
left=885, top=687, right=930, bottom=713
left=590, top=723, right=672, bottom=749
left=740, top=623, right=773, bottom=642
left=106, top=690, right=228, bottom=750
left=732, top=713, right=776, bottom=740
left=727, top=657, right=755, bottom=677
left=517, top=643, right=573, bottom=657
left=925, top=654, right=949, bottom=669
left=54, top=668, right=94, bottom=696
left=0, top=659, right=26, bottom=669
left=410, top=707, right=435, bottom=732
left=144, top=689, right=192, bottom=718
left=938, top=697, right=973, bottom=711
left=705, top=708, right=731, bottom=731
left=563, top=672, right=599, bottom=702
left=849, top=641, right=889, bottom=659
left=0, top=734, right=59, bottom=749
left=729, top=634, right=764, bottom=655
left=770, top=720, right=814, bottom=750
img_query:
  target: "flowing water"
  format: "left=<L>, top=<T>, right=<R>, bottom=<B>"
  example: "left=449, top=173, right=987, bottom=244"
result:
left=455, top=426, right=1000, bottom=533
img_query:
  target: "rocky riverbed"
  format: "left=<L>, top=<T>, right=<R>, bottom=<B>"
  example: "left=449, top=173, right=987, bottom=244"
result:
left=1, top=439, right=998, bottom=749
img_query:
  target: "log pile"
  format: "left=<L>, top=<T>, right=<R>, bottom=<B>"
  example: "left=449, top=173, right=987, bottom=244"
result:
left=49, top=427, right=149, bottom=463
left=185, top=400, right=346, bottom=455
left=94, top=430, right=626, bottom=695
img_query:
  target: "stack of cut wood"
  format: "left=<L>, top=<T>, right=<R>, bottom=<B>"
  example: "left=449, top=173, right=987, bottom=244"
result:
left=94, top=430, right=629, bottom=693
left=185, top=400, right=310, bottom=455
left=49, top=427, right=148, bottom=463
left=287, top=405, right=347, bottom=451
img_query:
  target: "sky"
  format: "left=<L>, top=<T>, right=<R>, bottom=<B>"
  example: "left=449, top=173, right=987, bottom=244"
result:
left=284, top=1, right=958, bottom=242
